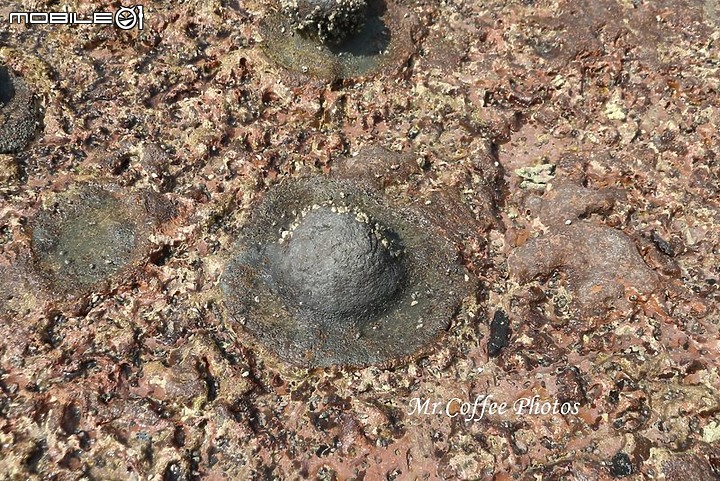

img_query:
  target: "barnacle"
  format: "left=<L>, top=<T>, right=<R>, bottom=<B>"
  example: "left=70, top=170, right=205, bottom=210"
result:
left=0, top=66, right=38, bottom=154
left=261, top=0, right=416, bottom=79
left=29, top=184, right=174, bottom=297
left=281, top=0, right=368, bottom=45
left=220, top=177, right=470, bottom=367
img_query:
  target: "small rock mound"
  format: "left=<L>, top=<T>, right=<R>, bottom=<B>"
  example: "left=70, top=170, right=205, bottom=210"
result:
left=0, top=66, right=39, bottom=154
left=269, top=207, right=405, bottom=321
left=281, top=0, right=368, bottom=45
left=221, top=177, right=472, bottom=367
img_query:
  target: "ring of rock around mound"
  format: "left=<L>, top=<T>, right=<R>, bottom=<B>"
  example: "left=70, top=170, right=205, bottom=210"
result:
left=261, top=0, right=417, bottom=80
left=29, top=183, right=174, bottom=299
left=220, top=177, right=471, bottom=368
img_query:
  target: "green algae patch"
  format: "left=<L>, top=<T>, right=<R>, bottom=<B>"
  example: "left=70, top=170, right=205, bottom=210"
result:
left=220, top=177, right=472, bottom=368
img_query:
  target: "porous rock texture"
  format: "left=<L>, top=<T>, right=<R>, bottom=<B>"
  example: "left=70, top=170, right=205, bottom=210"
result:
left=508, top=180, right=660, bottom=317
left=281, top=0, right=368, bottom=45
left=0, top=66, right=37, bottom=154
left=220, top=176, right=472, bottom=367
left=0, top=0, right=718, bottom=479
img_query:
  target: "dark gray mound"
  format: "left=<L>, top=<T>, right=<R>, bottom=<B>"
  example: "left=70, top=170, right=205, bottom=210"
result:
left=220, top=177, right=472, bottom=368
left=0, top=66, right=38, bottom=154
left=281, top=0, right=368, bottom=45
left=270, top=208, right=404, bottom=320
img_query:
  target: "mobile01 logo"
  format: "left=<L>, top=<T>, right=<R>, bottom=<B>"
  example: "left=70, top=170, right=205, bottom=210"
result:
left=8, top=5, right=144, bottom=31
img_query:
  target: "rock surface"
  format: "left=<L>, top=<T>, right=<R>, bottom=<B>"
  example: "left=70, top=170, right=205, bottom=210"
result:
left=0, top=66, right=38, bottom=153
left=220, top=176, right=472, bottom=367
left=0, top=0, right=717, bottom=478
left=281, top=0, right=368, bottom=45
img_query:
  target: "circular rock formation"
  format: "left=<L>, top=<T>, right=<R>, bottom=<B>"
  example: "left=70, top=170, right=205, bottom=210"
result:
left=221, top=177, right=471, bottom=367
left=0, top=66, right=38, bottom=154
left=281, top=0, right=368, bottom=45
left=29, top=184, right=174, bottom=297
left=261, top=1, right=417, bottom=80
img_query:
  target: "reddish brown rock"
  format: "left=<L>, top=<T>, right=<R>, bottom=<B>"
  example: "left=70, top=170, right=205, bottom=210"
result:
left=0, top=0, right=717, bottom=478
left=508, top=222, right=661, bottom=316
left=663, top=453, right=717, bottom=481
